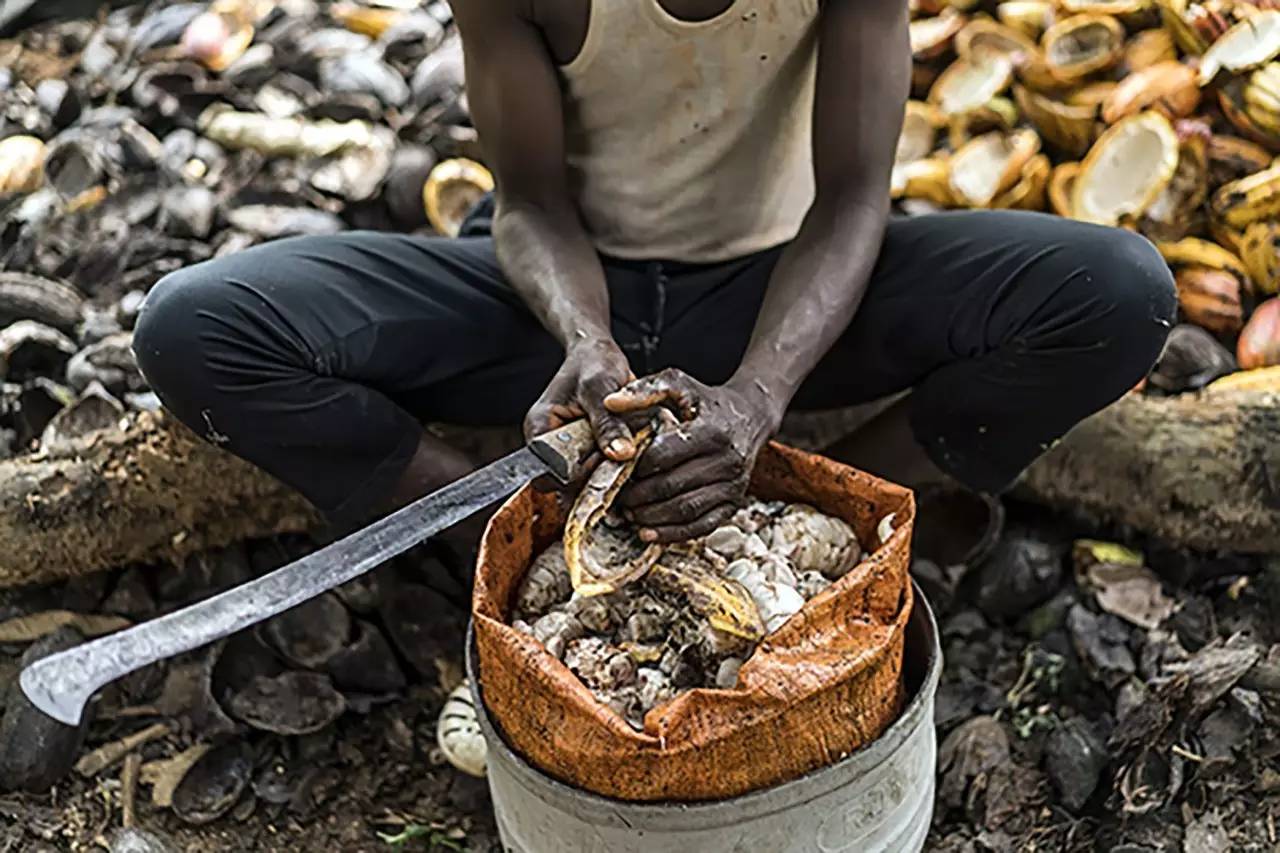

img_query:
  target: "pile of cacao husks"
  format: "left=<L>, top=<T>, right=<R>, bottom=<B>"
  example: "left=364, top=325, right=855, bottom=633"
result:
left=0, top=0, right=491, bottom=463
left=0, top=532, right=495, bottom=850
left=0, top=1, right=501, bottom=848
left=511, top=499, right=867, bottom=732
left=903, top=0, right=1280, bottom=396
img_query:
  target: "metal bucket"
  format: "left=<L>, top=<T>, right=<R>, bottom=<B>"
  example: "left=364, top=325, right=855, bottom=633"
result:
left=467, top=582, right=942, bottom=853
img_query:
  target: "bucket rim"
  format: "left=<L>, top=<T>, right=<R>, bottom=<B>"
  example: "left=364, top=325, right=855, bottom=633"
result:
left=467, top=580, right=942, bottom=821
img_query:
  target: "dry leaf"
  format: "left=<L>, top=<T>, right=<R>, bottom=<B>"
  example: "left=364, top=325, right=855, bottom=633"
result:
left=1073, top=539, right=1143, bottom=575
left=1087, top=563, right=1176, bottom=629
left=0, top=610, right=130, bottom=643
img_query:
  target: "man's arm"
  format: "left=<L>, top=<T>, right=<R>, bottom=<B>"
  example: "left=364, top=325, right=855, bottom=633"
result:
left=729, top=0, right=909, bottom=417
left=608, top=0, right=910, bottom=541
left=453, top=0, right=638, bottom=459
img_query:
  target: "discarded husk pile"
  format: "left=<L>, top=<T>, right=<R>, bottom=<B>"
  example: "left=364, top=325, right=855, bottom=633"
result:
left=0, top=532, right=476, bottom=833
left=904, top=0, right=1280, bottom=396
left=0, top=0, right=495, bottom=463
left=511, top=498, right=866, bottom=732
left=920, top=512, right=1280, bottom=851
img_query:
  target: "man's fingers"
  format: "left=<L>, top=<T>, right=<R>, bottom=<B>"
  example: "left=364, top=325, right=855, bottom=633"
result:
left=620, top=455, right=737, bottom=507
left=604, top=370, right=700, bottom=420
left=638, top=503, right=737, bottom=544
left=628, top=481, right=743, bottom=528
left=523, top=405, right=556, bottom=441
left=581, top=374, right=636, bottom=461
left=633, top=426, right=720, bottom=477
left=523, top=396, right=583, bottom=440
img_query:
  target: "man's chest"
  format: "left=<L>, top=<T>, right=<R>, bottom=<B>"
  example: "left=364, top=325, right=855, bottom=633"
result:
left=532, top=0, right=739, bottom=65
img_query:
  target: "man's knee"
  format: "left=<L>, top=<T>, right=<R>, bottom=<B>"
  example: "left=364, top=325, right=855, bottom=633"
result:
left=1087, top=227, right=1175, bottom=327
left=132, top=264, right=225, bottom=406
left=1062, top=225, right=1176, bottom=365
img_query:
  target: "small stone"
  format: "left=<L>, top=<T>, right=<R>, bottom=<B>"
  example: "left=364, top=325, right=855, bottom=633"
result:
left=976, top=535, right=1062, bottom=620
left=1067, top=605, right=1136, bottom=688
left=1044, top=717, right=1108, bottom=811
left=0, top=627, right=90, bottom=792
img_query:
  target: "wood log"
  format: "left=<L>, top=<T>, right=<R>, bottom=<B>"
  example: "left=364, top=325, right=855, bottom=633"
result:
left=1017, top=389, right=1280, bottom=554
left=2, top=388, right=1275, bottom=589
left=0, top=411, right=316, bottom=588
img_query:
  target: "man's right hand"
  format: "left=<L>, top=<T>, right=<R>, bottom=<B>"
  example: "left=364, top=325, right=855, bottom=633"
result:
left=524, top=338, right=638, bottom=462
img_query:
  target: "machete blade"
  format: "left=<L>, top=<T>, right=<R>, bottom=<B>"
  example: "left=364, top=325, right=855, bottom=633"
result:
left=20, top=445, right=550, bottom=726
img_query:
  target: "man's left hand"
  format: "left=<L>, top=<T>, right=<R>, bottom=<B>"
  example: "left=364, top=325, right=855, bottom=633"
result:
left=604, top=368, right=781, bottom=543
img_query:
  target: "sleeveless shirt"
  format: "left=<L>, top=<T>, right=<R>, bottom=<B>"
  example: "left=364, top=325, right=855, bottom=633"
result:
left=558, top=0, right=820, bottom=262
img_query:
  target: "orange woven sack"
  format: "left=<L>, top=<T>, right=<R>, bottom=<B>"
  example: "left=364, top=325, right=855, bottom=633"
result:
left=473, top=441, right=915, bottom=802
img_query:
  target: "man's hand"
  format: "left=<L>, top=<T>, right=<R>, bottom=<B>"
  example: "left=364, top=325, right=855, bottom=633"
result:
left=524, top=339, right=638, bottom=462
left=604, top=369, right=781, bottom=543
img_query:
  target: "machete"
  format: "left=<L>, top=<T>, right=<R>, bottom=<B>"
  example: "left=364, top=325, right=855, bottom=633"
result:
left=19, top=419, right=597, bottom=726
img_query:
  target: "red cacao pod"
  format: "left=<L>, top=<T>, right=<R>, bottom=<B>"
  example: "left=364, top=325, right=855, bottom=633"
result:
left=1175, top=266, right=1244, bottom=335
left=1238, top=297, right=1280, bottom=369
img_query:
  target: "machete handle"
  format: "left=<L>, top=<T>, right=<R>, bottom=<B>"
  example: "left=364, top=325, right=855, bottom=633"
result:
left=528, top=419, right=597, bottom=484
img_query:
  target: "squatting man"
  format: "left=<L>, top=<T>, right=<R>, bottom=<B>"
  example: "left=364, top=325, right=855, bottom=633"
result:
left=133, top=1, right=1176, bottom=580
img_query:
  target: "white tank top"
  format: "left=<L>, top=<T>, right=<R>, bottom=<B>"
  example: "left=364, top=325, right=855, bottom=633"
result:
left=558, top=0, right=820, bottom=263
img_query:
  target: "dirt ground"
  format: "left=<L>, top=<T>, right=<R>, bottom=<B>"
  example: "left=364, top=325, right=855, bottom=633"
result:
left=1, top=691, right=500, bottom=853
left=1, top=500, right=1277, bottom=852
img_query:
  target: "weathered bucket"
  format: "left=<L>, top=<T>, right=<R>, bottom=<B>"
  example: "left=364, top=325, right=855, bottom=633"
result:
left=466, top=581, right=942, bottom=853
